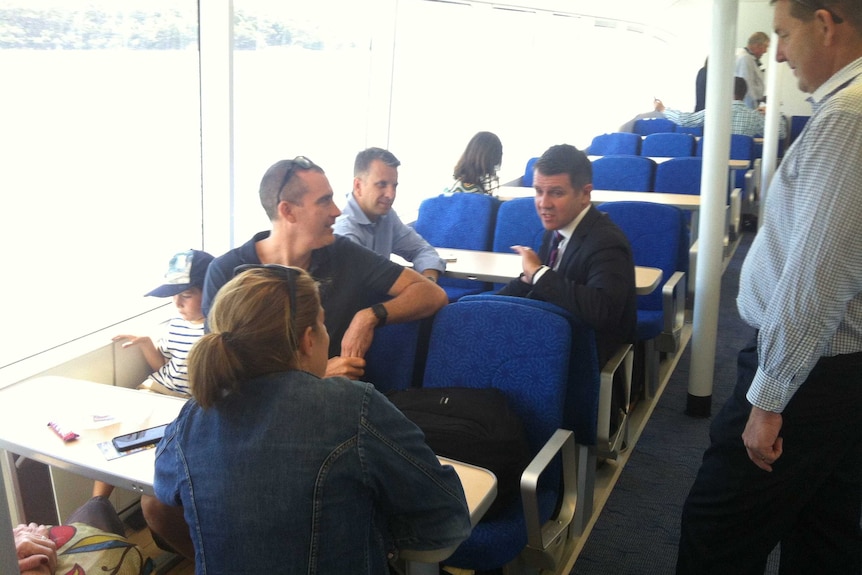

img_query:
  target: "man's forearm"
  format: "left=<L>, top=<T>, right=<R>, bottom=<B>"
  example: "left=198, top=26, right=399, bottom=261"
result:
left=384, top=278, right=448, bottom=323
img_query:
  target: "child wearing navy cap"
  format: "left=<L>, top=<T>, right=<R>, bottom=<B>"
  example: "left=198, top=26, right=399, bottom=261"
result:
left=114, top=249, right=214, bottom=397
left=94, top=249, right=212, bottom=500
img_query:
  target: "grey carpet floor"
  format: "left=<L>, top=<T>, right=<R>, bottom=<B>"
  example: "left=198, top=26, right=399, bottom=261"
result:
left=570, top=232, right=783, bottom=574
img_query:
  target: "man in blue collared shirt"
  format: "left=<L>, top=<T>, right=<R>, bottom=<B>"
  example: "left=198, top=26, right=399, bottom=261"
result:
left=334, top=148, right=445, bottom=282
left=677, top=1, right=862, bottom=573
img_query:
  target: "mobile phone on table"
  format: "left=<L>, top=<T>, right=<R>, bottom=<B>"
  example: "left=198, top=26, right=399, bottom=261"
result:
left=112, top=424, right=168, bottom=452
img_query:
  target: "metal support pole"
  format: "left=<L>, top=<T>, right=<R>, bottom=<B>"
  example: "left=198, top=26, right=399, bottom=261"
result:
left=686, top=0, right=739, bottom=416
left=199, top=0, right=235, bottom=255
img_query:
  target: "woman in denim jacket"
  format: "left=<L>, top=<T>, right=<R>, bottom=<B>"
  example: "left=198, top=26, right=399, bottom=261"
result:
left=142, top=265, right=471, bottom=574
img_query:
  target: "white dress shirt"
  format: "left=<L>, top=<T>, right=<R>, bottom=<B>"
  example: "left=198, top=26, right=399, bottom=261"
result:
left=532, top=205, right=591, bottom=284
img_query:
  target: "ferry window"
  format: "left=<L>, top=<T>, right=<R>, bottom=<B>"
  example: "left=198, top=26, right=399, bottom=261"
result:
left=388, top=1, right=676, bottom=217
left=231, top=0, right=374, bottom=240
left=0, top=0, right=202, bottom=368
left=388, top=0, right=499, bottom=216
left=0, top=0, right=683, bottom=371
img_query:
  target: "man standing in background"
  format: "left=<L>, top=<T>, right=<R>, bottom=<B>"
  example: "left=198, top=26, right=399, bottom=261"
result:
left=735, top=31, right=770, bottom=108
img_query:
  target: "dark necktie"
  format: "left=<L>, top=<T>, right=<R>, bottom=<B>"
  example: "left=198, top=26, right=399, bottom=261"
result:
left=547, top=231, right=563, bottom=270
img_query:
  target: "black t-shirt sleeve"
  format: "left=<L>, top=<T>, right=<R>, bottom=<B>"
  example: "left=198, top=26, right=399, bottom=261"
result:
left=314, top=238, right=405, bottom=357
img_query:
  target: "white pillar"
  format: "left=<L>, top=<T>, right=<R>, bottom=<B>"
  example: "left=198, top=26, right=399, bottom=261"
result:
left=200, top=0, right=235, bottom=255
left=686, top=0, right=739, bottom=416
left=759, top=34, right=782, bottom=224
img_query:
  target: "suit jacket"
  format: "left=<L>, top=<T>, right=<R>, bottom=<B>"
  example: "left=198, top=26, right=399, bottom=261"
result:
left=498, top=207, right=637, bottom=366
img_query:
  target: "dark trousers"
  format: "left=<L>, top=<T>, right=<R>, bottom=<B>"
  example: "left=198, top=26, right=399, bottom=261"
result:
left=65, top=496, right=126, bottom=536
left=677, top=337, right=862, bottom=575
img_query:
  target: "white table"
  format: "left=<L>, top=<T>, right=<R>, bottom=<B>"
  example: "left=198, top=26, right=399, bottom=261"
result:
left=587, top=154, right=749, bottom=170
left=0, top=377, right=186, bottom=575
left=494, top=186, right=706, bottom=244
left=495, top=186, right=701, bottom=211
left=0, top=376, right=186, bottom=498
left=402, top=457, right=497, bottom=574
left=442, top=248, right=662, bottom=295
left=584, top=156, right=746, bottom=236
left=396, top=248, right=662, bottom=295
left=0, top=377, right=497, bottom=574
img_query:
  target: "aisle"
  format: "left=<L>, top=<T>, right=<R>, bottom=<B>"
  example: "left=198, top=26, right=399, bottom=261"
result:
left=571, top=232, right=755, bottom=574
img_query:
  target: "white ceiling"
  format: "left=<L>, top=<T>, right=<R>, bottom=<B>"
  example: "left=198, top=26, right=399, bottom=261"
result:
left=471, top=0, right=770, bottom=27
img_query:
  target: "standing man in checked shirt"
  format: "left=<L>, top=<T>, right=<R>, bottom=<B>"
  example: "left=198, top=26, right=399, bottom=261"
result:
left=677, top=1, right=862, bottom=574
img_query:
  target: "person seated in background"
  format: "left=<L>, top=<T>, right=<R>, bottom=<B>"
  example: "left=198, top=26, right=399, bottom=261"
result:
left=333, top=147, right=445, bottom=282
left=202, top=156, right=448, bottom=381
left=94, top=248, right=213, bottom=500
left=498, top=143, right=637, bottom=368
left=617, top=108, right=667, bottom=133
left=142, top=266, right=472, bottom=573
left=15, top=496, right=152, bottom=575
left=694, top=57, right=708, bottom=112
left=446, top=131, right=503, bottom=195
left=655, top=76, right=787, bottom=140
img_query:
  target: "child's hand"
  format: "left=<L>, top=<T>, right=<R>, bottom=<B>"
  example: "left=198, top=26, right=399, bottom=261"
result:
left=112, top=334, right=151, bottom=348
left=113, top=335, right=164, bottom=371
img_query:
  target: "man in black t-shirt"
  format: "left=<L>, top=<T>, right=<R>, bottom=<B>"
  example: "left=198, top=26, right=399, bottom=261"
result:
left=203, top=157, right=448, bottom=380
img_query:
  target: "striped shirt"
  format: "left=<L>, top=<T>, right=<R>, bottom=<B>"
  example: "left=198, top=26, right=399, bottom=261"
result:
left=150, top=318, right=204, bottom=396
left=737, top=56, right=862, bottom=412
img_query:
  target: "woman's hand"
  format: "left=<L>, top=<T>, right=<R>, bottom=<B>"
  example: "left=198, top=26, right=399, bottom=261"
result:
left=14, top=523, right=57, bottom=575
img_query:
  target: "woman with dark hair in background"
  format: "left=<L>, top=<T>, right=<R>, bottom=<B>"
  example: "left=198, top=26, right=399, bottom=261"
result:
left=447, top=131, right=503, bottom=195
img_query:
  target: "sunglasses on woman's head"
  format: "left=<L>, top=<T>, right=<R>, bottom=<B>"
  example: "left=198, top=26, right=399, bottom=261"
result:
left=233, top=264, right=302, bottom=335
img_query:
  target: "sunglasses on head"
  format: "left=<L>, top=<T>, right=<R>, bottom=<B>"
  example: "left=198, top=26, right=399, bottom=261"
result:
left=233, top=264, right=302, bottom=336
left=276, top=156, right=316, bottom=204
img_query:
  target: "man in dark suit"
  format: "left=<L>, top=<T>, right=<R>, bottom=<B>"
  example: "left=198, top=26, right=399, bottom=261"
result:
left=498, top=144, right=637, bottom=367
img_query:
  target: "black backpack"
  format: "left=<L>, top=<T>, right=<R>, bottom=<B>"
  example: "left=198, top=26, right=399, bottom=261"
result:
left=385, top=386, right=531, bottom=518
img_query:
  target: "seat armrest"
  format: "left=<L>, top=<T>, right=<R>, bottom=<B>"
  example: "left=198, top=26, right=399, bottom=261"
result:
left=729, top=187, right=742, bottom=240
left=744, top=171, right=754, bottom=203
left=520, top=429, right=577, bottom=570
left=658, top=271, right=686, bottom=353
left=596, top=344, right=634, bottom=460
left=751, top=158, right=762, bottom=202
left=400, top=545, right=460, bottom=567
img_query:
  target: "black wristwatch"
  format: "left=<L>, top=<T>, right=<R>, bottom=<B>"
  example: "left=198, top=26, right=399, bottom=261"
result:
left=371, top=303, right=388, bottom=327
